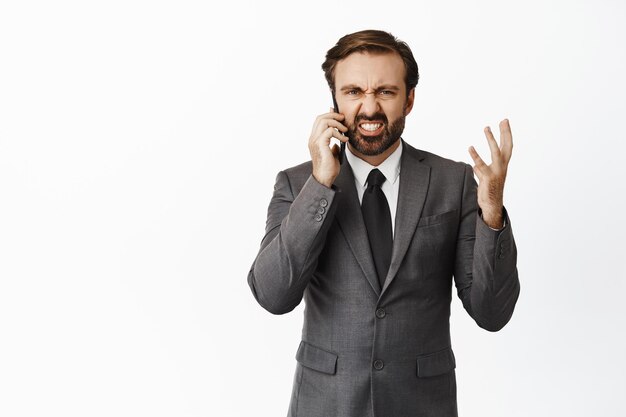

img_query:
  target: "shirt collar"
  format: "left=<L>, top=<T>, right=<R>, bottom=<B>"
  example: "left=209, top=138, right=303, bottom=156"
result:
left=345, top=139, right=403, bottom=188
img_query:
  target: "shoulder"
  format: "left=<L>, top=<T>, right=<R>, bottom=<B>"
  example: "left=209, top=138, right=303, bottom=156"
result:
left=402, top=140, right=470, bottom=177
left=275, top=160, right=313, bottom=194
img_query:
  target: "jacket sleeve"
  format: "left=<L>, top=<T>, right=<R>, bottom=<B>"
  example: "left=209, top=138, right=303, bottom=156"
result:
left=453, top=163, right=521, bottom=331
left=247, top=170, right=340, bottom=315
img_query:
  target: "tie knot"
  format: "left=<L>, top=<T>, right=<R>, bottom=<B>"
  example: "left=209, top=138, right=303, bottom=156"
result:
left=366, top=168, right=386, bottom=189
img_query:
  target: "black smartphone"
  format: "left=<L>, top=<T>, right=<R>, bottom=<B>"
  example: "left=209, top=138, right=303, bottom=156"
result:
left=332, top=93, right=346, bottom=165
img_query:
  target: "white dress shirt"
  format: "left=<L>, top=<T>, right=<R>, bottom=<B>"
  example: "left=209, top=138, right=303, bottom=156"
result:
left=344, top=139, right=505, bottom=236
left=345, top=140, right=403, bottom=238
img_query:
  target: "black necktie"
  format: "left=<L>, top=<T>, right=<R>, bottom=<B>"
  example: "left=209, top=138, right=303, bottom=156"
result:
left=361, top=169, right=393, bottom=289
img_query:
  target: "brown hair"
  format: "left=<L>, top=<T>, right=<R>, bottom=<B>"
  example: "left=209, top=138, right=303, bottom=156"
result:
left=322, top=29, right=419, bottom=97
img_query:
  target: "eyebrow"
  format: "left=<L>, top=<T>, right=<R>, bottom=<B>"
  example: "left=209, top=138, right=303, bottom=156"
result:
left=339, top=84, right=401, bottom=92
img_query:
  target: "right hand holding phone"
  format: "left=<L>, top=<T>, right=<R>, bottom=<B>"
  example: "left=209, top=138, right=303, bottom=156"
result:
left=309, top=108, right=349, bottom=188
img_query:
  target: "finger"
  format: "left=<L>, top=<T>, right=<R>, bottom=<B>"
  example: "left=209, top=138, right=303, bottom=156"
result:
left=468, top=146, right=489, bottom=177
left=312, top=119, right=349, bottom=140
left=326, top=118, right=349, bottom=132
left=499, top=119, right=513, bottom=163
left=313, top=113, right=347, bottom=137
left=328, top=106, right=345, bottom=117
left=313, top=118, right=346, bottom=136
left=483, top=126, right=501, bottom=164
left=315, top=126, right=348, bottom=147
left=327, top=126, right=349, bottom=143
left=316, top=110, right=345, bottom=124
left=472, top=164, right=481, bottom=180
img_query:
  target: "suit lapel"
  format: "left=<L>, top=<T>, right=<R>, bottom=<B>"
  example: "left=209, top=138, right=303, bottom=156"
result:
left=381, top=140, right=431, bottom=297
left=334, top=161, right=382, bottom=296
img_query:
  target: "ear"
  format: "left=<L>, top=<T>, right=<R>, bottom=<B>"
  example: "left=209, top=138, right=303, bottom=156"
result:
left=403, top=88, right=415, bottom=116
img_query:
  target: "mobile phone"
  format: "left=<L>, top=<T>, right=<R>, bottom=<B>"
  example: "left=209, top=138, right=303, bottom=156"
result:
left=332, top=93, right=346, bottom=165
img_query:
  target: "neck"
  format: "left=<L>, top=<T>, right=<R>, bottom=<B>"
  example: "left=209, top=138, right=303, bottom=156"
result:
left=348, top=139, right=401, bottom=167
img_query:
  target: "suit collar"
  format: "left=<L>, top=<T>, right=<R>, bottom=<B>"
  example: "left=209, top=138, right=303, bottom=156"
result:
left=333, top=160, right=381, bottom=296
left=381, top=139, right=430, bottom=296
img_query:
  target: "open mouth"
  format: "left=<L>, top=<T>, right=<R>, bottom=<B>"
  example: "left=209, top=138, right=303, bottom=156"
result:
left=358, top=122, right=385, bottom=136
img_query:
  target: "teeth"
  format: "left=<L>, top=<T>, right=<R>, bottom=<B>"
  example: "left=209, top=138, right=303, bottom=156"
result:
left=360, top=123, right=381, bottom=131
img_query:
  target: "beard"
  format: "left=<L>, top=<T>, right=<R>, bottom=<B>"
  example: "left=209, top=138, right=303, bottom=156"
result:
left=346, top=111, right=406, bottom=156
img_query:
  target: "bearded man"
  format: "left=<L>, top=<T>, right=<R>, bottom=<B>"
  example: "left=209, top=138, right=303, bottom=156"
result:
left=247, top=29, right=520, bottom=417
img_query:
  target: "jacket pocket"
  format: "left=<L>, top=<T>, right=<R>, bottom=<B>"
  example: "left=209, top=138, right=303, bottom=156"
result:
left=295, top=340, right=338, bottom=375
left=416, top=346, right=456, bottom=377
left=417, top=209, right=458, bottom=228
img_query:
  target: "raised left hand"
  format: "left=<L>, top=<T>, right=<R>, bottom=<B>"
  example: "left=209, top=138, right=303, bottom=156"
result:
left=468, top=119, right=513, bottom=229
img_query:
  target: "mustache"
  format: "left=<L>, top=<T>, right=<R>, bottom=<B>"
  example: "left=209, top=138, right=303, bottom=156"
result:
left=354, top=113, right=388, bottom=124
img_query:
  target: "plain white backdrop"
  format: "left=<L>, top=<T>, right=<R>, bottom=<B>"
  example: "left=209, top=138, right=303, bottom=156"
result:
left=1, top=0, right=625, bottom=416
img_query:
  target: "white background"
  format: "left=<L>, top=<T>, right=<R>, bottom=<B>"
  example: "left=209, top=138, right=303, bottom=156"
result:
left=1, top=0, right=625, bottom=416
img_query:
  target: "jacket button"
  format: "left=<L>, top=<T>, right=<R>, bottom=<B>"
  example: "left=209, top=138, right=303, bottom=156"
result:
left=320, top=198, right=328, bottom=207
left=498, top=253, right=505, bottom=259
left=314, top=213, right=323, bottom=222
left=373, top=359, right=384, bottom=370
left=317, top=206, right=326, bottom=214
left=375, top=308, right=386, bottom=318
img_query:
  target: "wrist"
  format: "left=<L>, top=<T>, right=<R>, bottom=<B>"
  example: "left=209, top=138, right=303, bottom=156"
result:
left=312, top=172, right=334, bottom=189
left=480, top=206, right=504, bottom=229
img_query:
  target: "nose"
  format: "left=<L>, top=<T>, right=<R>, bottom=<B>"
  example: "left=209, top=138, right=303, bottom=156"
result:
left=357, top=91, right=381, bottom=117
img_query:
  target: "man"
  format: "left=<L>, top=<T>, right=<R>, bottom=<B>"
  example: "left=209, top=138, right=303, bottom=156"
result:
left=247, top=29, right=520, bottom=417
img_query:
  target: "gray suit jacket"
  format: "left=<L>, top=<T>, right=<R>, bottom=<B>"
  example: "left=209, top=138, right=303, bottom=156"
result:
left=247, top=139, right=520, bottom=417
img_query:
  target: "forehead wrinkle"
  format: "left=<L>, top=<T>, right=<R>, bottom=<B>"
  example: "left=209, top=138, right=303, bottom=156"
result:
left=339, top=80, right=401, bottom=92
left=336, top=70, right=404, bottom=92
